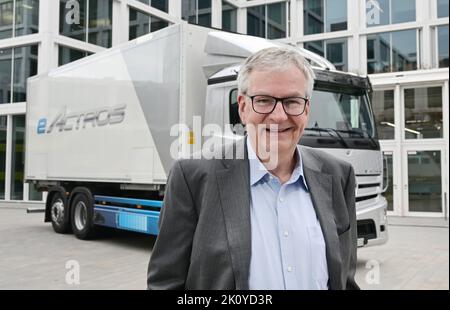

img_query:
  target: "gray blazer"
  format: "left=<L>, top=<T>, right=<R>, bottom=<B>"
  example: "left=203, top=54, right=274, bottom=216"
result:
left=147, top=138, right=359, bottom=290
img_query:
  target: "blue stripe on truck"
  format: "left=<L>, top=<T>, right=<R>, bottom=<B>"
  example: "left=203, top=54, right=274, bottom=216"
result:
left=93, top=196, right=162, bottom=235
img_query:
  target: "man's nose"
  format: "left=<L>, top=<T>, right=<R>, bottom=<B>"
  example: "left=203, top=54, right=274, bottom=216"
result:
left=269, top=100, right=289, bottom=122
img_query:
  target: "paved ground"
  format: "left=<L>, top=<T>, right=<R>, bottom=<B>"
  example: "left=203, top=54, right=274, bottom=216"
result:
left=0, top=206, right=448, bottom=290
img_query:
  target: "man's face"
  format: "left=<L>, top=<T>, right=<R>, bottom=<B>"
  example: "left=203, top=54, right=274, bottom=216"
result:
left=238, top=65, right=310, bottom=158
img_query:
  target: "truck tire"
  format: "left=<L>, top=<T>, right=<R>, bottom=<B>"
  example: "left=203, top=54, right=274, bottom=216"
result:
left=50, top=192, right=71, bottom=234
left=70, top=192, right=97, bottom=240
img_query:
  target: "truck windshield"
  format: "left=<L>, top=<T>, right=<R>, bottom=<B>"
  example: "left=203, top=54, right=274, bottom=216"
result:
left=306, top=84, right=376, bottom=138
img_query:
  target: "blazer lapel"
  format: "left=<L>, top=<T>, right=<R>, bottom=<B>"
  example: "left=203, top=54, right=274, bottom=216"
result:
left=301, top=148, right=343, bottom=290
left=216, top=138, right=252, bottom=290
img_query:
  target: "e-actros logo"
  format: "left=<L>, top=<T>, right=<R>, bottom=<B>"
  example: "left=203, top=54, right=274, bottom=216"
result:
left=37, top=103, right=126, bottom=134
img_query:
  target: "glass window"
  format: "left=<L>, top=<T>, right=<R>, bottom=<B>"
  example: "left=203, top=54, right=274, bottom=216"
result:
left=437, top=0, right=449, bottom=18
left=12, top=45, right=38, bottom=102
left=10, top=115, right=25, bottom=200
left=198, top=0, right=212, bottom=27
left=391, top=0, right=415, bottom=24
left=129, top=8, right=169, bottom=40
left=0, top=0, right=39, bottom=39
left=14, top=0, right=39, bottom=36
left=136, top=0, right=168, bottom=13
left=370, top=89, right=395, bottom=139
left=267, top=2, right=286, bottom=39
left=408, top=151, right=442, bottom=213
left=222, top=1, right=237, bottom=32
left=247, top=5, right=266, bottom=38
left=366, top=0, right=415, bottom=27
left=326, top=0, right=347, bottom=32
left=247, top=3, right=287, bottom=39
left=0, top=116, right=6, bottom=199
left=304, top=0, right=347, bottom=35
left=0, top=0, right=13, bottom=39
left=437, top=25, right=449, bottom=68
left=60, top=0, right=86, bottom=42
left=58, top=46, right=91, bottom=66
left=182, top=0, right=211, bottom=27
left=304, top=39, right=348, bottom=71
left=0, top=48, right=12, bottom=104
left=88, top=0, right=112, bottom=48
left=367, top=29, right=417, bottom=74
left=391, top=29, right=417, bottom=72
left=404, top=87, right=442, bottom=139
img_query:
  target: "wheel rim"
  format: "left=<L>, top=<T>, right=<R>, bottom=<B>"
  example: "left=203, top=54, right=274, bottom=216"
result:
left=51, top=198, right=64, bottom=225
left=74, top=201, right=87, bottom=231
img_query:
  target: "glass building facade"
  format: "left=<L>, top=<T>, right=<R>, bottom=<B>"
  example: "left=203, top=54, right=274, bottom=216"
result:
left=0, top=0, right=448, bottom=217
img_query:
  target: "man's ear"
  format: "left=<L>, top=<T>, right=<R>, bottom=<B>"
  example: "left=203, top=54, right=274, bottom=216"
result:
left=304, top=100, right=310, bottom=118
left=237, top=94, right=247, bottom=125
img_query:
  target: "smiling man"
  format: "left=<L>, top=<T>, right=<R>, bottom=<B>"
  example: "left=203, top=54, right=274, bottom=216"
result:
left=147, top=47, right=359, bottom=290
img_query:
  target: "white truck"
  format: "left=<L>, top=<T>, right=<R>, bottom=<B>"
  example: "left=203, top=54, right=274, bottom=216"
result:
left=25, top=23, right=388, bottom=247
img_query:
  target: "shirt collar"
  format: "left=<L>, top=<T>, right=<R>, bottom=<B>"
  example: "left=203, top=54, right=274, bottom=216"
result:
left=246, top=136, right=309, bottom=190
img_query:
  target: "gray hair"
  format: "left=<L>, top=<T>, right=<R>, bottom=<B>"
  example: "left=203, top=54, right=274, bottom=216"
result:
left=237, top=46, right=316, bottom=98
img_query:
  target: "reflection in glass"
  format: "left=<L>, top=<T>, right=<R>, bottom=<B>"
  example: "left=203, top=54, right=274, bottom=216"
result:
left=304, top=39, right=348, bottom=71
left=58, top=46, right=91, bottom=66
left=325, top=0, right=347, bottom=32
left=391, top=0, right=415, bottom=24
left=366, top=0, right=415, bottom=27
left=182, top=0, right=197, bottom=24
left=437, top=0, right=449, bottom=18
left=304, top=0, right=323, bottom=34
left=15, top=0, right=39, bottom=36
left=438, top=25, right=449, bottom=68
left=10, top=115, right=25, bottom=200
left=366, top=0, right=389, bottom=27
left=383, top=153, right=393, bottom=211
left=129, top=8, right=169, bottom=40
left=408, top=151, right=442, bottom=213
left=304, top=0, right=346, bottom=34
left=136, top=0, right=168, bottom=13
left=404, top=87, right=442, bottom=139
left=12, top=45, right=38, bottom=102
left=0, top=48, right=12, bottom=104
left=182, top=0, right=211, bottom=27
left=222, top=1, right=237, bottom=32
left=267, top=2, right=286, bottom=39
left=60, top=0, right=86, bottom=42
left=367, top=30, right=416, bottom=73
left=370, top=89, right=395, bottom=139
left=307, top=86, right=375, bottom=137
left=247, top=5, right=265, bottom=38
left=0, top=116, right=6, bottom=199
left=0, top=0, right=13, bottom=39
left=392, top=29, right=417, bottom=72
left=197, top=0, right=211, bottom=27
left=88, top=0, right=112, bottom=48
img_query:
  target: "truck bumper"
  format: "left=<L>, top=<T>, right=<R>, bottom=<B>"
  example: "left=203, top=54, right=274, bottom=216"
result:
left=356, top=196, right=388, bottom=247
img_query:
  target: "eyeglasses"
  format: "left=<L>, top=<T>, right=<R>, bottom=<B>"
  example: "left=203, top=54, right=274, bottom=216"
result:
left=246, top=94, right=309, bottom=116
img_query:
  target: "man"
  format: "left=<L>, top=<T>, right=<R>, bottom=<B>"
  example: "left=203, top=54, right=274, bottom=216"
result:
left=147, top=47, right=359, bottom=290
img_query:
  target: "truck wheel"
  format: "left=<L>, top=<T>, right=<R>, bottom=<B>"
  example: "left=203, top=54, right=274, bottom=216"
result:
left=70, top=193, right=97, bottom=240
left=50, top=193, right=70, bottom=234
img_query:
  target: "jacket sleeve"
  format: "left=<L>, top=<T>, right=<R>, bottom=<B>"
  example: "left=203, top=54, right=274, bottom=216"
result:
left=344, top=164, right=360, bottom=290
left=147, top=160, right=198, bottom=290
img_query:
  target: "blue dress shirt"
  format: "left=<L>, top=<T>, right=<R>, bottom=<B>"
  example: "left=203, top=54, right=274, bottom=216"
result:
left=247, top=137, right=329, bottom=290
